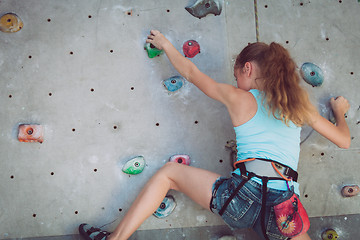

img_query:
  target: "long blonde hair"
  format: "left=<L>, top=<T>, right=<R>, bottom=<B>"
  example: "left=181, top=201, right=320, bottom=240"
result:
left=235, top=42, right=315, bottom=126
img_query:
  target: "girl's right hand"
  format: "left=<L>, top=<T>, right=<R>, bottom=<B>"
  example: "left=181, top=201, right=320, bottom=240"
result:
left=330, top=96, right=350, bottom=117
left=146, top=30, right=169, bottom=50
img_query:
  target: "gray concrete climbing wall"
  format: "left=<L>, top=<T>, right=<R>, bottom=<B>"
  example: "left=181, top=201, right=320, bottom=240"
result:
left=0, top=0, right=359, bottom=239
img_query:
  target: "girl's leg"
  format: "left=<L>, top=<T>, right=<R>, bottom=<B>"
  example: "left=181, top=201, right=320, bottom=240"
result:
left=108, top=162, right=221, bottom=240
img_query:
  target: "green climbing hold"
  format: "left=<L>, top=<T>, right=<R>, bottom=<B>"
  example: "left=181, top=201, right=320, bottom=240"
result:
left=122, top=156, right=145, bottom=175
left=144, top=42, right=163, bottom=58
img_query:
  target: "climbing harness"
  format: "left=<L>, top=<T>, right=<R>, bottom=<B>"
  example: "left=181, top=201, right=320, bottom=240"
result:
left=215, top=158, right=309, bottom=239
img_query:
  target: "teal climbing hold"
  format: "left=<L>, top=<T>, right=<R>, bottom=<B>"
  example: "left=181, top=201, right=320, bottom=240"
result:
left=122, top=156, right=145, bottom=175
left=144, top=42, right=163, bottom=58
left=300, top=62, right=324, bottom=87
left=163, top=76, right=185, bottom=92
left=153, top=195, right=176, bottom=218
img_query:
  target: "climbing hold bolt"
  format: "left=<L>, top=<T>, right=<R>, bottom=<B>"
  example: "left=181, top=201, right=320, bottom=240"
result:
left=153, top=195, right=176, bottom=218
left=18, top=124, right=44, bottom=143
left=185, top=0, right=222, bottom=19
left=144, top=42, right=163, bottom=58
left=0, top=13, right=23, bottom=33
left=341, top=185, right=360, bottom=197
left=122, top=156, right=145, bottom=175
left=321, top=229, right=339, bottom=240
left=300, top=62, right=324, bottom=87
left=169, top=154, right=191, bottom=166
left=162, top=76, right=185, bottom=92
left=183, top=40, right=200, bottom=58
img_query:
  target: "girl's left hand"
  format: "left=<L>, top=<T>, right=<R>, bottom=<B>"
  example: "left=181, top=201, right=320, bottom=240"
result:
left=146, top=30, right=169, bottom=50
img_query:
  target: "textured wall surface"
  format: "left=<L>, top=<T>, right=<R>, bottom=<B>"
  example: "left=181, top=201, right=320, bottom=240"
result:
left=0, top=0, right=359, bottom=239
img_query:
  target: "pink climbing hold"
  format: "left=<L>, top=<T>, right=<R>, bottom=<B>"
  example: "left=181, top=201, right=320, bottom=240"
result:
left=169, top=154, right=191, bottom=165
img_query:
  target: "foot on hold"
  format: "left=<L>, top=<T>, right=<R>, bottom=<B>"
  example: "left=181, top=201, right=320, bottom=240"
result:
left=0, top=13, right=23, bottom=33
left=79, top=223, right=110, bottom=240
left=300, top=62, right=324, bottom=87
left=341, top=185, right=360, bottom=197
left=144, top=42, right=163, bottom=58
left=122, top=156, right=145, bottom=175
left=322, top=229, right=339, bottom=240
left=18, top=124, right=44, bottom=143
left=169, top=154, right=190, bottom=165
left=183, top=40, right=200, bottom=58
left=185, top=0, right=222, bottom=19
left=163, top=76, right=185, bottom=92
left=153, top=195, right=176, bottom=218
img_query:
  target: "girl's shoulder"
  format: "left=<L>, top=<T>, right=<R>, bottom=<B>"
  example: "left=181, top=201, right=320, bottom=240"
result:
left=228, top=89, right=258, bottom=127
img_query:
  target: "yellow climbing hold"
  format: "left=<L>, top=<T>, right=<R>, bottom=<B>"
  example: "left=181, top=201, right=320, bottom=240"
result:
left=0, top=13, right=23, bottom=33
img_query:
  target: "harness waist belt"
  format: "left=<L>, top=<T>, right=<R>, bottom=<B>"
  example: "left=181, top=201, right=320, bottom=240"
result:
left=244, top=160, right=289, bottom=179
left=234, top=158, right=298, bottom=182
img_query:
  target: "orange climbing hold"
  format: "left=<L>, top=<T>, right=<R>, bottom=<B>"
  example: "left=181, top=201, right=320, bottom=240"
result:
left=0, top=13, right=23, bottom=33
left=18, top=124, right=44, bottom=143
left=341, top=185, right=360, bottom=197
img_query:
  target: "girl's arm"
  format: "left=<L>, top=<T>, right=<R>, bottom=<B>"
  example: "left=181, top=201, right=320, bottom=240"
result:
left=146, top=30, right=239, bottom=107
left=309, top=96, right=351, bottom=149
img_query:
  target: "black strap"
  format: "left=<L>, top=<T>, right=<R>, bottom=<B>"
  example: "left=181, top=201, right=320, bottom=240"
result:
left=261, top=177, right=270, bottom=240
left=218, top=172, right=255, bottom=216
left=94, top=231, right=110, bottom=240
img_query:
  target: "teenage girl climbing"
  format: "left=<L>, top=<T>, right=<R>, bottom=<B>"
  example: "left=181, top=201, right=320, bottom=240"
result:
left=79, top=30, right=350, bottom=240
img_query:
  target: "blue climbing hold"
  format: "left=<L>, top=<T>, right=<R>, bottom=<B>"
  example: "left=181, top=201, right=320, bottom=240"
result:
left=153, top=195, right=176, bottom=218
left=163, top=76, right=185, bottom=92
left=300, top=62, right=324, bottom=87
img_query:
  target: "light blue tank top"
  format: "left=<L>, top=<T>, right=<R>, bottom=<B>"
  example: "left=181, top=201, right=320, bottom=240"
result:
left=233, top=89, right=301, bottom=194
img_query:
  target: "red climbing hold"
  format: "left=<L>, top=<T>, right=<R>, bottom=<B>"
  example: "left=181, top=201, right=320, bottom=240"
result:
left=183, top=40, right=200, bottom=58
left=18, top=124, right=44, bottom=143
